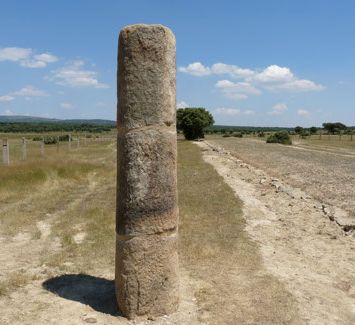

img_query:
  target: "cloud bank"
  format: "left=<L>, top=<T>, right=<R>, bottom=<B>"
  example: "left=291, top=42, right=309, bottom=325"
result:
left=179, top=62, right=324, bottom=100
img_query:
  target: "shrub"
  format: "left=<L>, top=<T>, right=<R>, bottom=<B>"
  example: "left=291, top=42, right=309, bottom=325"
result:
left=266, top=131, right=292, bottom=145
left=58, top=135, right=70, bottom=142
left=233, top=132, right=243, bottom=138
left=32, top=136, right=58, bottom=144
left=222, top=134, right=231, bottom=137
left=43, top=136, right=58, bottom=145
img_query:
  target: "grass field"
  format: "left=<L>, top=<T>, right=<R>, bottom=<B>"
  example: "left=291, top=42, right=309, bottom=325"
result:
left=0, top=136, right=301, bottom=324
left=293, top=135, right=355, bottom=150
left=204, top=133, right=355, bottom=150
left=0, top=138, right=117, bottom=299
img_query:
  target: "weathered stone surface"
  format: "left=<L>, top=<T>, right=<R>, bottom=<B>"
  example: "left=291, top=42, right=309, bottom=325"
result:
left=117, top=128, right=178, bottom=235
left=117, top=24, right=176, bottom=130
left=115, top=233, right=179, bottom=319
left=116, top=24, right=179, bottom=319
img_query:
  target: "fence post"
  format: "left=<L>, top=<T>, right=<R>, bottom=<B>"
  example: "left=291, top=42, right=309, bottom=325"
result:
left=2, top=138, right=10, bottom=165
left=77, top=136, right=80, bottom=148
left=22, top=137, right=27, bottom=161
left=351, top=131, right=353, bottom=142
left=40, top=136, right=45, bottom=157
left=68, top=133, right=72, bottom=150
left=56, top=136, right=60, bottom=152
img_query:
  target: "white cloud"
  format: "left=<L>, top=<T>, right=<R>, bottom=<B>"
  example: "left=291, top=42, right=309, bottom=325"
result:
left=3, top=109, right=15, bottom=116
left=215, top=80, right=261, bottom=100
left=252, top=65, right=294, bottom=83
left=0, top=47, right=58, bottom=68
left=210, top=63, right=255, bottom=79
left=34, top=53, right=58, bottom=63
left=179, top=62, right=254, bottom=79
left=0, top=47, right=32, bottom=62
left=178, top=62, right=210, bottom=76
left=214, top=107, right=241, bottom=116
left=0, top=95, right=15, bottom=102
left=0, top=86, right=47, bottom=103
left=179, top=61, right=324, bottom=98
left=12, top=85, right=48, bottom=97
left=20, top=60, right=47, bottom=68
left=60, top=102, right=73, bottom=109
left=176, top=100, right=190, bottom=109
left=214, top=107, right=255, bottom=116
left=269, top=79, right=324, bottom=92
left=48, top=60, right=109, bottom=88
left=268, top=103, right=288, bottom=115
left=297, top=109, right=310, bottom=116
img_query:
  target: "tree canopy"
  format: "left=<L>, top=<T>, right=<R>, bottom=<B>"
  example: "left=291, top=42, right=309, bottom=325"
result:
left=322, top=122, right=347, bottom=134
left=176, top=107, right=214, bottom=140
left=0, top=122, right=114, bottom=133
left=294, top=126, right=303, bottom=134
left=309, top=126, right=318, bottom=134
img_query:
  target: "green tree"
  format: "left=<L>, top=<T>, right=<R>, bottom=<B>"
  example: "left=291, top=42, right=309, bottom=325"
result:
left=322, top=122, right=347, bottom=134
left=310, top=126, right=318, bottom=134
left=294, top=126, right=303, bottom=134
left=176, top=108, right=214, bottom=140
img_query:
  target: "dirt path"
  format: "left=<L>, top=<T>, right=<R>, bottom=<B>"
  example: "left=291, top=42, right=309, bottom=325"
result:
left=197, top=141, right=355, bottom=325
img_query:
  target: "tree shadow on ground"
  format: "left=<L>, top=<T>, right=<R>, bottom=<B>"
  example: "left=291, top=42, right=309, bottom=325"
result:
left=42, top=274, right=120, bottom=316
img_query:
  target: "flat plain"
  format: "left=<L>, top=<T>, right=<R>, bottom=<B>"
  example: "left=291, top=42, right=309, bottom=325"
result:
left=0, top=135, right=354, bottom=324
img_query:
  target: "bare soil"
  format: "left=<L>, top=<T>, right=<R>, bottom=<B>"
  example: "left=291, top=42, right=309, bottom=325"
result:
left=198, top=139, right=355, bottom=324
left=210, top=137, right=355, bottom=229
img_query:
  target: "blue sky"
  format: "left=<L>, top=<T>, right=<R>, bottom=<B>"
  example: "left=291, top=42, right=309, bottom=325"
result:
left=0, top=0, right=354, bottom=127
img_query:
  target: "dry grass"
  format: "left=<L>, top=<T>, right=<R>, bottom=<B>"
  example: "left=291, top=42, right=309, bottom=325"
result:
left=0, top=271, right=40, bottom=296
left=0, top=158, right=98, bottom=236
left=177, top=140, right=300, bottom=324
left=40, top=141, right=117, bottom=273
left=0, top=139, right=116, bottom=297
left=1, top=136, right=300, bottom=324
left=294, top=135, right=355, bottom=150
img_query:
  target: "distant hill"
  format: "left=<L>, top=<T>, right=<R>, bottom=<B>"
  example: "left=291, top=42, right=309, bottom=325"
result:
left=0, top=115, right=116, bottom=133
left=0, top=115, right=115, bottom=126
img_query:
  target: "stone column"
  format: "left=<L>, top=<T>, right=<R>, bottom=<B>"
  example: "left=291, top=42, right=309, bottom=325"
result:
left=116, top=24, right=179, bottom=319
left=2, top=138, right=9, bottom=165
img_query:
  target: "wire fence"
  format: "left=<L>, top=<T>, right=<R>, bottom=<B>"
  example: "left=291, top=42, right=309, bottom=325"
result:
left=1, top=135, right=116, bottom=166
left=293, top=133, right=354, bottom=141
